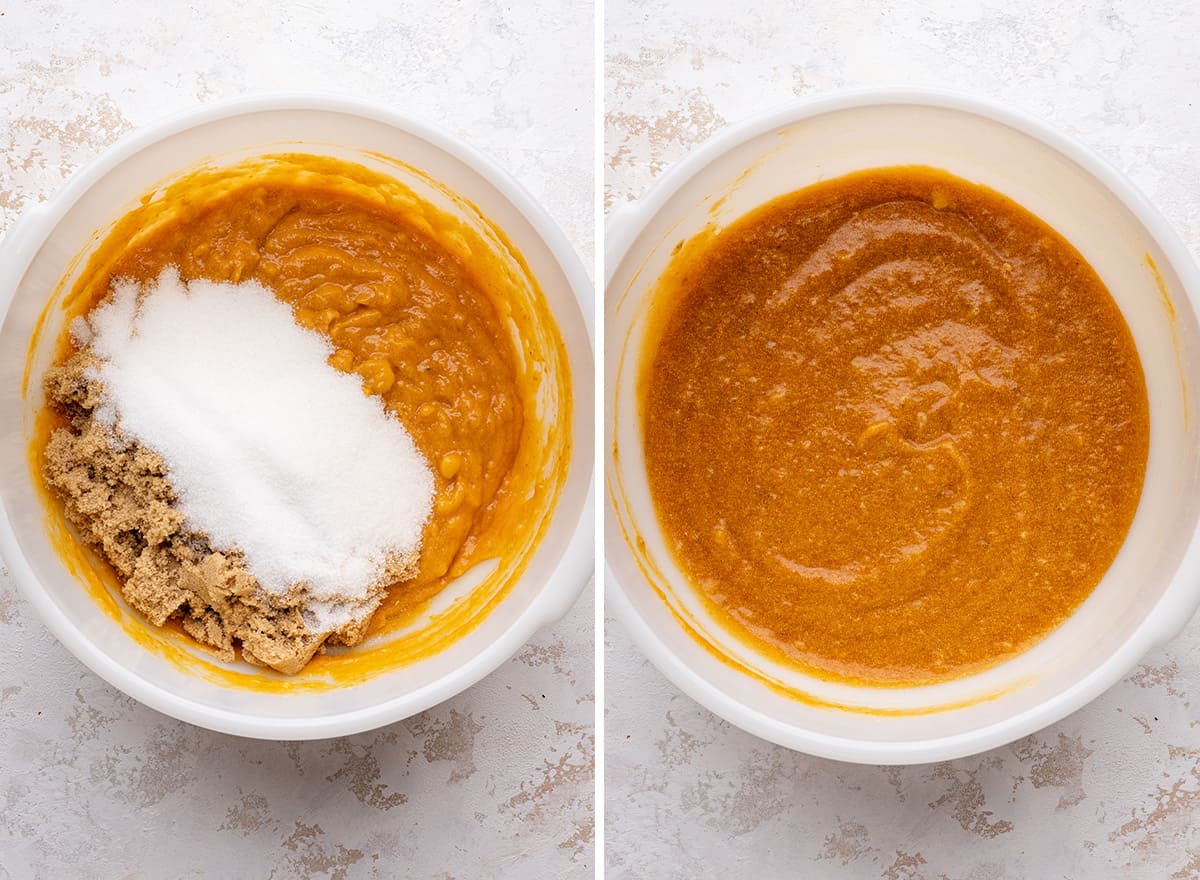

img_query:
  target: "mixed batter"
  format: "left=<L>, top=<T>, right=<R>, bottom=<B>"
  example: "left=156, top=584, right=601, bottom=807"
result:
left=642, top=166, right=1149, bottom=685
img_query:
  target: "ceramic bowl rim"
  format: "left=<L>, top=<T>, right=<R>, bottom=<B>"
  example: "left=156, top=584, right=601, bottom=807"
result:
left=0, top=92, right=596, bottom=740
left=603, top=86, right=1200, bottom=763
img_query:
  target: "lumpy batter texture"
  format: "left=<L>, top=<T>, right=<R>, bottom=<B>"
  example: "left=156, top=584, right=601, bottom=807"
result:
left=41, top=155, right=534, bottom=671
left=99, top=168, right=522, bottom=588
left=642, top=166, right=1149, bottom=685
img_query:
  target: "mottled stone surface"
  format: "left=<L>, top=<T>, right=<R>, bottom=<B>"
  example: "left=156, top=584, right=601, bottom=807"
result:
left=0, top=2, right=593, bottom=877
left=606, top=1, right=1200, bottom=877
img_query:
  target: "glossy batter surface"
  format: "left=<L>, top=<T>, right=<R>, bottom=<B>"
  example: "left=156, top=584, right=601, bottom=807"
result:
left=642, top=167, right=1149, bottom=684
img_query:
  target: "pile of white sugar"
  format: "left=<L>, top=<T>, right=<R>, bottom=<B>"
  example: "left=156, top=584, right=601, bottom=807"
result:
left=75, top=267, right=434, bottom=633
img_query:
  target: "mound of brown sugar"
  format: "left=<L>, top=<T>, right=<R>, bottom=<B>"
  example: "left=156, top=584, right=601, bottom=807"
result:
left=41, top=353, right=417, bottom=674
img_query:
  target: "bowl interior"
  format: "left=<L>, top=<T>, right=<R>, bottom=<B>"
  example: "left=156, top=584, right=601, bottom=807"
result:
left=606, top=100, right=1200, bottom=755
left=0, top=105, right=593, bottom=734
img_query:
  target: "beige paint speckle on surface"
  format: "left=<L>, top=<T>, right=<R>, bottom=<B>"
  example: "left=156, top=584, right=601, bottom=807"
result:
left=605, top=1, right=1200, bottom=878
left=0, top=1, right=593, bottom=878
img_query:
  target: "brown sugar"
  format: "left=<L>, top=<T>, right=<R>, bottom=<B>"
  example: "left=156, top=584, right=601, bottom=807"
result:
left=42, top=352, right=417, bottom=674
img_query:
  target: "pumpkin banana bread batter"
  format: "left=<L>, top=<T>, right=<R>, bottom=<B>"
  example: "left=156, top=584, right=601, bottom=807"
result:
left=39, top=155, right=529, bottom=674
left=642, top=166, right=1149, bottom=685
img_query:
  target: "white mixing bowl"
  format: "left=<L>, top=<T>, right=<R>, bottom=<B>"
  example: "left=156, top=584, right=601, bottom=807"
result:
left=0, top=95, right=594, bottom=739
left=606, top=88, right=1200, bottom=764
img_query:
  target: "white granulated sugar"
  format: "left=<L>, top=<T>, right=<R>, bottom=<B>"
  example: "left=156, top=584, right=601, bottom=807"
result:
left=85, top=267, right=434, bottom=632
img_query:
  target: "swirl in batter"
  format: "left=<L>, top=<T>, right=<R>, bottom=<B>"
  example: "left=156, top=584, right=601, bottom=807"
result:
left=642, top=166, right=1149, bottom=685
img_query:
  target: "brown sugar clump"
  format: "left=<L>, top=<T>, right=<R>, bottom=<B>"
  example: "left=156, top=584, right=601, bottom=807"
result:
left=41, top=352, right=416, bottom=675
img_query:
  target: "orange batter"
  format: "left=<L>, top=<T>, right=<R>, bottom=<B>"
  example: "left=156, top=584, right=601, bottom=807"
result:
left=33, top=154, right=570, bottom=684
left=78, top=162, right=522, bottom=592
left=642, top=166, right=1149, bottom=685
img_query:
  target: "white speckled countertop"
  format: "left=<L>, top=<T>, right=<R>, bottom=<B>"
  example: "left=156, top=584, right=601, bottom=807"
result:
left=0, top=2, right=593, bottom=877
left=606, top=1, right=1200, bottom=877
